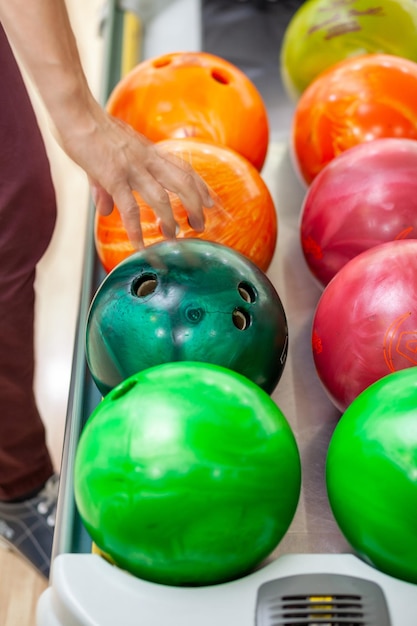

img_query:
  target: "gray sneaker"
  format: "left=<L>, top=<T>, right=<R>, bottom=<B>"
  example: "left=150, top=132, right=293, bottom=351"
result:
left=0, top=473, right=59, bottom=578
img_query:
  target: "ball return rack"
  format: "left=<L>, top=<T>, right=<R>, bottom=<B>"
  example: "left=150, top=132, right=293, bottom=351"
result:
left=36, top=1, right=417, bottom=624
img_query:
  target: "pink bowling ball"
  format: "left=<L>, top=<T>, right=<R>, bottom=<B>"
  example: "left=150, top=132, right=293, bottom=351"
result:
left=300, top=138, right=417, bottom=287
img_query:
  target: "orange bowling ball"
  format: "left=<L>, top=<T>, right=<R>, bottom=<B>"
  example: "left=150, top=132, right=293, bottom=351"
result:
left=106, top=51, right=269, bottom=171
left=292, top=54, right=417, bottom=185
left=94, top=138, right=277, bottom=273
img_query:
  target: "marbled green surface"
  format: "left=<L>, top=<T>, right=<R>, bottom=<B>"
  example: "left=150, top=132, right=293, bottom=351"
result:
left=86, top=239, right=288, bottom=396
left=74, top=361, right=301, bottom=586
left=326, top=367, right=417, bottom=584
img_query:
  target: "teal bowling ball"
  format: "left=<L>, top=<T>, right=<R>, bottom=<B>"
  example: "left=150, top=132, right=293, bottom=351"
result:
left=86, top=239, right=288, bottom=396
left=74, top=362, right=301, bottom=586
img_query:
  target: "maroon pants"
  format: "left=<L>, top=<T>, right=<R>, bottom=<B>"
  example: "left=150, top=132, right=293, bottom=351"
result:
left=0, top=24, right=57, bottom=501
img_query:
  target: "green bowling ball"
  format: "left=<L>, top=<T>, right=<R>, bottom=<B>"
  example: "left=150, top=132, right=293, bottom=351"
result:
left=74, top=362, right=301, bottom=587
left=85, top=239, right=288, bottom=396
left=281, top=0, right=417, bottom=100
left=326, top=367, right=417, bottom=584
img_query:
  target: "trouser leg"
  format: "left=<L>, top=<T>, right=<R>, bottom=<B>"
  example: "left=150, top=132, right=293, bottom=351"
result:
left=0, top=24, right=57, bottom=501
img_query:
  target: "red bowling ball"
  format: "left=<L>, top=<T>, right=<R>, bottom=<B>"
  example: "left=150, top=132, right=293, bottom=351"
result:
left=300, top=138, right=417, bottom=287
left=312, top=240, right=417, bottom=412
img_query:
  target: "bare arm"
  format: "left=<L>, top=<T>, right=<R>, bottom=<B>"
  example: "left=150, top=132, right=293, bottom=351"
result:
left=0, top=0, right=212, bottom=247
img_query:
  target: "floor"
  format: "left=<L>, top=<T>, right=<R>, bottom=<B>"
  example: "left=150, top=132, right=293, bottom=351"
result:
left=0, top=0, right=103, bottom=624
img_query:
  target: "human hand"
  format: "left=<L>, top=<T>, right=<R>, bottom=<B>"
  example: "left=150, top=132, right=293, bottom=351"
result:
left=0, top=1, right=213, bottom=249
left=58, top=107, right=214, bottom=249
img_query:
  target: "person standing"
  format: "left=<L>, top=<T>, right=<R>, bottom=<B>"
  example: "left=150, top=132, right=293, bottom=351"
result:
left=0, top=0, right=212, bottom=578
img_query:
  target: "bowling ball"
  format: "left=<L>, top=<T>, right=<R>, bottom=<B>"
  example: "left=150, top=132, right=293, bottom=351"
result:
left=326, top=367, right=417, bottom=584
left=312, top=239, right=417, bottom=412
left=300, top=138, right=417, bottom=287
left=95, top=137, right=277, bottom=274
left=74, top=362, right=302, bottom=586
left=281, top=0, right=417, bottom=100
left=86, top=239, right=288, bottom=396
left=106, top=51, right=269, bottom=170
left=292, top=53, right=417, bottom=185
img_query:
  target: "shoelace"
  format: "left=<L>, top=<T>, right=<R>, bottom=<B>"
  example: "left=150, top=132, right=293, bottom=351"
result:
left=0, top=519, right=14, bottom=539
left=36, top=475, right=59, bottom=528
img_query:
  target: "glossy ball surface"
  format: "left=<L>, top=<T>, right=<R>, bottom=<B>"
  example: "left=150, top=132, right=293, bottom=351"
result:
left=300, top=138, right=417, bottom=287
left=95, top=138, right=277, bottom=274
left=326, top=367, right=417, bottom=584
left=106, top=51, right=269, bottom=170
left=281, top=0, right=417, bottom=100
left=74, top=362, right=301, bottom=586
left=86, top=239, right=288, bottom=396
left=292, top=54, right=417, bottom=184
left=312, top=240, right=417, bottom=412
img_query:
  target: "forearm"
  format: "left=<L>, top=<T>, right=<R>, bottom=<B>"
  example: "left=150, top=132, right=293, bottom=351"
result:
left=0, top=0, right=99, bottom=138
left=0, top=0, right=212, bottom=246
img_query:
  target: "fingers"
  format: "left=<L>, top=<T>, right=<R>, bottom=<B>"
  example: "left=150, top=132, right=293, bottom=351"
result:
left=113, top=170, right=180, bottom=248
left=111, top=186, right=144, bottom=250
left=150, top=148, right=215, bottom=232
left=89, top=179, right=113, bottom=216
left=87, top=117, right=216, bottom=250
left=193, top=171, right=215, bottom=210
left=152, top=164, right=204, bottom=232
left=90, top=172, right=179, bottom=250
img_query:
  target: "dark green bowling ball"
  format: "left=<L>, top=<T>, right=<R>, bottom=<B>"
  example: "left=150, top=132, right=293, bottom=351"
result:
left=86, top=239, right=288, bottom=396
left=74, top=362, right=301, bottom=586
left=326, top=367, right=417, bottom=584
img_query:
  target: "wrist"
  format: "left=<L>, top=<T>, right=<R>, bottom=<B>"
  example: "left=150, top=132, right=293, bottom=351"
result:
left=50, top=87, right=105, bottom=151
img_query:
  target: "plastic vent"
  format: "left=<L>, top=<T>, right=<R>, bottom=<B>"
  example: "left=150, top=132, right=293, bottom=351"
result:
left=255, top=574, right=391, bottom=626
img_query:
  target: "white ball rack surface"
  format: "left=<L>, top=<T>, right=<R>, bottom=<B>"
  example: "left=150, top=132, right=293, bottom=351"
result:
left=37, top=552, right=417, bottom=626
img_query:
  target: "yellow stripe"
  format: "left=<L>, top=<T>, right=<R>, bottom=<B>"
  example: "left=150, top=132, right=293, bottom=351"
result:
left=91, top=541, right=116, bottom=565
left=121, top=12, right=143, bottom=76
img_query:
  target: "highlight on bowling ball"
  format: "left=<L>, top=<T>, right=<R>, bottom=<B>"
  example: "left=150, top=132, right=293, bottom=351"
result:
left=312, top=239, right=417, bottom=412
left=326, top=367, right=417, bottom=584
left=300, top=138, right=417, bottom=287
left=86, top=238, right=288, bottom=396
left=95, top=137, right=278, bottom=274
left=106, top=50, right=269, bottom=170
left=292, top=53, right=417, bottom=185
left=74, top=362, right=302, bottom=587
left=281, top=0, right=417, bottom=100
